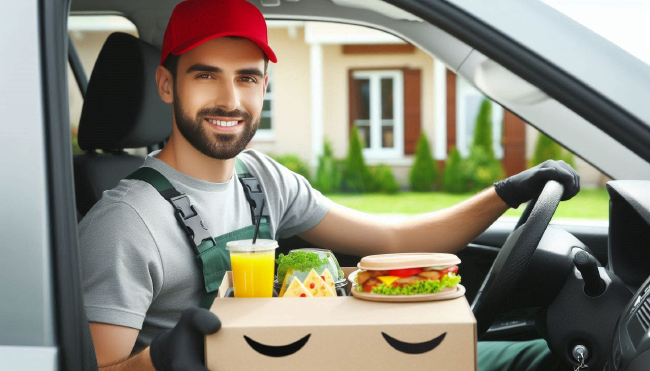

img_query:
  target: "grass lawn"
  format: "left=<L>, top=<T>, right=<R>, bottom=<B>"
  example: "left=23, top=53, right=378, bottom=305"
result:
left=326, top=188, right=610, bottom=220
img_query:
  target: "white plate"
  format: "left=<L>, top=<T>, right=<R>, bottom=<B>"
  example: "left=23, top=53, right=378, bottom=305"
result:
left=347, top=269, right=361, bottom=285
left=348, top=269, right=465, bottom=302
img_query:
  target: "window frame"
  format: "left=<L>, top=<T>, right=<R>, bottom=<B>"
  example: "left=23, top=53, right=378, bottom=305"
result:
left=351, top=69, right=404, bottom=159
left=254, top=63, right=275, bottom=141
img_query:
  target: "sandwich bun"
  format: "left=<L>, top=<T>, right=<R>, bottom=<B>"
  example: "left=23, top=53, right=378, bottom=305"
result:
left=358, top=253, right=461, bottom=271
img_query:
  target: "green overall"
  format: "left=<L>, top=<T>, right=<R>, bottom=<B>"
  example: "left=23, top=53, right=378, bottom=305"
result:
left=126, top=157, right=272, bottom=309
left=127, top=157, right=559, bottom=370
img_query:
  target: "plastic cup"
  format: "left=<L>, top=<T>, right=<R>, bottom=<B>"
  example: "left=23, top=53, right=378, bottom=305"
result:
left=226, top=239, right=278, bottom=298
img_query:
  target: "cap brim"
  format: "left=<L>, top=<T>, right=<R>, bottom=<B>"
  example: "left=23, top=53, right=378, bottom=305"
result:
left=170, top=32, right=277, bottom=63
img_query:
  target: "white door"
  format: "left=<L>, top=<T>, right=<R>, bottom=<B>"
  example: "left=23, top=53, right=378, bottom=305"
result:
left=351, top=70, right=404, bottom=159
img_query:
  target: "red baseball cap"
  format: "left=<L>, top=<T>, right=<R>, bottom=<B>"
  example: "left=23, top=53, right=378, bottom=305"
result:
left=161, top=0, right=277, bottom=66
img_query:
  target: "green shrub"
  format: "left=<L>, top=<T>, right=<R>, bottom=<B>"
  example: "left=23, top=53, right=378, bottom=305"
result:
left=313, top=139, right=342, bottom=193
left=341, top=126, right=372, bottom=192
left=409, top=133, right=437, bottom=192
left=472, top=99, right=494, bottom=157
left=443, top=147, right=471, bottom=193
left=466, top=146, right=505, bottom=192
left=272, top=153, right=311, bottom=182
left=465, top=98, right=504, bottom=192
left=443, top=99, right=504, bottom=193
left=370, top=165, right=399, bottom=194
left=530, top=132, right=575, bottom=168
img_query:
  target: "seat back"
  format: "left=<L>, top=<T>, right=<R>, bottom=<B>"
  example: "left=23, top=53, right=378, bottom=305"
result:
left=73, top=32, right=172, bottom=369
left=74, top=32, right=171, bottom=218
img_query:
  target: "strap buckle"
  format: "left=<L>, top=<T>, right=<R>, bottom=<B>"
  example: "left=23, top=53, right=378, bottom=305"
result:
left=169, top=194, right=215, bottom=253
left=239, top=177, right=270, bottom=225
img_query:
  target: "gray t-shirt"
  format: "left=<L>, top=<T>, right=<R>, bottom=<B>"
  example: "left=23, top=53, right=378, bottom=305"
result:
left=78, top=149, right=331, bottom=353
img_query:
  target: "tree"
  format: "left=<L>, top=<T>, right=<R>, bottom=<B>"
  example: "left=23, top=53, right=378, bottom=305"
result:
left=409, top=133, right=437, bottom=192
left=443, top=147, right=469, bottom=193
left=472, top=99, right=494, bottom=157
left=466, top=98, right=504, bottom=191
left=341, top=126, right=372, bottom=192
left=530, top=132, right=575, bottom=168
left=313, top=139, right=342, bottom=193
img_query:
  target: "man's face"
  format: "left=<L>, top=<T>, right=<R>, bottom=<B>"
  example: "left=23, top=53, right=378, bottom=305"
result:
left=170, top=37, right=268, bottom=160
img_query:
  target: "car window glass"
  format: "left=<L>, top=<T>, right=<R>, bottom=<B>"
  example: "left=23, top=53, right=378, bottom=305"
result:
left=67, top=15, right=146, bottom=156
left=255, top=21, right=609, bottom=223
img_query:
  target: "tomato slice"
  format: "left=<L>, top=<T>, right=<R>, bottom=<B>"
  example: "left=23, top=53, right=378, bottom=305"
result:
left=440, top=265, right=459, bottom=275
left=388, top=267, right=424, bottom=278
left=363, top=283, right=378, bottom=293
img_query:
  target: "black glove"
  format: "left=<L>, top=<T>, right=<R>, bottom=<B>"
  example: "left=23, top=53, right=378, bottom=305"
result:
left=494, top=160, right=580, bottom=209
left=150, top=307, right=221, bottom=371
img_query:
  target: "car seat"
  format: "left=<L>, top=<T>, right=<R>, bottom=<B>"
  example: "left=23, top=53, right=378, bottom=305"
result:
left=74, top=32, right=171, bottom=219
left=73, top=32, right=172, bottom=370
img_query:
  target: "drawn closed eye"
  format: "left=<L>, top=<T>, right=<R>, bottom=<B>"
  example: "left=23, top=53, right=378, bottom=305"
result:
left=243, top=334, right=311, bottom=357
left=381, top=332, right=447, bottom=354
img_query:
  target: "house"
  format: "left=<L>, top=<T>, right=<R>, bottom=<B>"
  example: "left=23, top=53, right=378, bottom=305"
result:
left=67, top=17, right=606, bottom=188
left=253, top=21, right=605, bottom=187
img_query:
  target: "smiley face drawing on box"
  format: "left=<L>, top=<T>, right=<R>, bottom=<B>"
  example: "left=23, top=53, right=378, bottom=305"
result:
left=242, top=330, right=447, bottom=357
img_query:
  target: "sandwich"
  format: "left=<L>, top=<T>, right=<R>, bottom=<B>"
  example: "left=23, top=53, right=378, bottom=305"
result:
left=354, top=253, right=461, bottom=296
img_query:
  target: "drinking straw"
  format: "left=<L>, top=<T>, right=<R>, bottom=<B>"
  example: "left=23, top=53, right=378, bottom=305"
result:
left=252, top=199, right=265, bottom=244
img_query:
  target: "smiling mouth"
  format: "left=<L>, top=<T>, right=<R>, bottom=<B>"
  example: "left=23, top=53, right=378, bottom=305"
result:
left=381, top=332, right=447, bottom=354
left=243, top=334, right=311, bottom=357
left=204, top=117, right=243, bottom=131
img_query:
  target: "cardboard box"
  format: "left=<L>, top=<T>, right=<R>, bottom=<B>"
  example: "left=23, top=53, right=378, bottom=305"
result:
left=206, top=268, right=477, bottom=370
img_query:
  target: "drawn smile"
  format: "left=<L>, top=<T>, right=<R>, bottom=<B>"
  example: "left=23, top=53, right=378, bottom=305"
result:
left=381, top=332, right=447, bottom=354
left=243, top=334, right=311, bottom=357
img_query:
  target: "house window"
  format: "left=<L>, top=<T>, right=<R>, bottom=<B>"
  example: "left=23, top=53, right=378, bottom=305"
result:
left=255, top=64, right=274, bottom=140
left=351, top=70, right=404, bottom=159
left=455, top=76, right=504, bottom=159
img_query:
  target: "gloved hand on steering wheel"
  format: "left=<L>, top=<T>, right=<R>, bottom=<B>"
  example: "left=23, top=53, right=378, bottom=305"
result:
left=149, top=307, right=221, bottom=371
left=494, top=159, right=580, bottom=209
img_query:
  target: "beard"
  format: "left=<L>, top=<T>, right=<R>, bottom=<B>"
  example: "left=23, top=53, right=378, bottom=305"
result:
left=172, top=89, right=260, bottom=160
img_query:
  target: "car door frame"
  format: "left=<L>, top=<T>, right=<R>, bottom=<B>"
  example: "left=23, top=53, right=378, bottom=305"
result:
left=35, top=0, right=641, bottom=369
left=41, top=0, right=98, bottom=370
left=386, top=0, right=650, bottom=167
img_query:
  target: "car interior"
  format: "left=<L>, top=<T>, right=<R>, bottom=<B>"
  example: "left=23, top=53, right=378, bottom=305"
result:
left=49, top=0, right=650, bottom=370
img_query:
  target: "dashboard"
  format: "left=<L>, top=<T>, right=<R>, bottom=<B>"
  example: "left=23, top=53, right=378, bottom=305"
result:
left=606, top=181, right=650, bottom=370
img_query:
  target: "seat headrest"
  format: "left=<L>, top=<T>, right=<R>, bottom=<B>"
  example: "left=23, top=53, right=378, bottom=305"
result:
left=78, top=32, right=172, bottom=151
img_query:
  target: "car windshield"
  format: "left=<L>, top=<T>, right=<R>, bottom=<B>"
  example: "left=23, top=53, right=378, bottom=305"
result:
left=67, top=17, right=611, bottom=226
left=541, top=0, right=650, bottom=67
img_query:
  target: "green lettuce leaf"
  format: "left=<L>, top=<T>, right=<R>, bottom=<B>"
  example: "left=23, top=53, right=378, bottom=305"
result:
left=275, top=251, right=329, bottom=283
left=371, top=273, right=461, bottom=295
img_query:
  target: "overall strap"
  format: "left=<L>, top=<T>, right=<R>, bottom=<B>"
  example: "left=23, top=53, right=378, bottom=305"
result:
left=126, top=167, right=216, bottom=254
left=235, top=157, right=270, bottom=225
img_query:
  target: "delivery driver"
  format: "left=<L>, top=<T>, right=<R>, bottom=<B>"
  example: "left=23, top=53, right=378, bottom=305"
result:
left=79, top=0, right=579, bottom=370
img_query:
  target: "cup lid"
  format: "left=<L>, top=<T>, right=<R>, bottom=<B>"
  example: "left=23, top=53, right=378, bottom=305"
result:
left=226, top=239, right=278, bottom=252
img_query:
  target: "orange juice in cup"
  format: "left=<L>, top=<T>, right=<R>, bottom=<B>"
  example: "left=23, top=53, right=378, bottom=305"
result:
left=226, top=239, right=278, bottom=298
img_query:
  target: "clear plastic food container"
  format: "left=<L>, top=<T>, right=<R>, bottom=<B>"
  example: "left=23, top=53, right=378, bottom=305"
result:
left=274, top=248, right=347, bottom=296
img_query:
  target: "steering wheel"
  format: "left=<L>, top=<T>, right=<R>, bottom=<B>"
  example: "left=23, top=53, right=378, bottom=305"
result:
left=471, top=180, right=565, bottom=339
